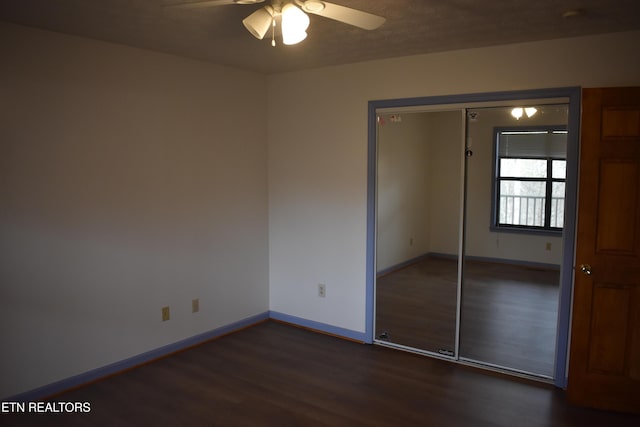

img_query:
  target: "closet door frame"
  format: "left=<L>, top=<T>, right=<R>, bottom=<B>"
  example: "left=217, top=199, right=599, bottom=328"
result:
left=365, top=87, right=581, bottom=388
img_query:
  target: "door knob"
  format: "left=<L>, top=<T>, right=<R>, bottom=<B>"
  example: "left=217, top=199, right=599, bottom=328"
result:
left=580, top=264, right=592, bottom=276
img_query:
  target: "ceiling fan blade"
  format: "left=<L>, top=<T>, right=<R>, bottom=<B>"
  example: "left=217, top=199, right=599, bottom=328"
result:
left=297, top=1, right=385, bottom=30
left=166, top=0, right=264, bottom=9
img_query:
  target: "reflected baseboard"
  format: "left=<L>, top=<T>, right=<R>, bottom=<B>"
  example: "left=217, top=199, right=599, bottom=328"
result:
left=376, top=252, right=560, bottom=279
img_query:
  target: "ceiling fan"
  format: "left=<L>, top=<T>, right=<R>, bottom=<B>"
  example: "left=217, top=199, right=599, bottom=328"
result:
left=167, top=0, right=386, bottom=46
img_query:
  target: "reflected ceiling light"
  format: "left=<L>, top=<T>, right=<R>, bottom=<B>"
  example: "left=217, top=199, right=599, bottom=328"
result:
left=242, top=6, right=274, bottom=40
left=511, top=107, right=538, bottom=120
left=511, top=107, right=524, bottom=120
left=282, top=3, right=310, bottom=45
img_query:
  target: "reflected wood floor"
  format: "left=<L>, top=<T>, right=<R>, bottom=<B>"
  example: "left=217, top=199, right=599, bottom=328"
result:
left=3, top=321, right=639, bottom=426
left=376, top=257, right=458, bottom=353
left=376, top=257, right=559, bottom=377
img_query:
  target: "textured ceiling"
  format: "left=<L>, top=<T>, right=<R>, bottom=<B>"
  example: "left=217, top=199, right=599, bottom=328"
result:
left=1, top=0, right=639, bottom=74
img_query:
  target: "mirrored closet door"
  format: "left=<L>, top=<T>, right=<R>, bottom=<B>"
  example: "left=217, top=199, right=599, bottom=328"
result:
left=375, top=109, right=464, bottom=356
left=372, top=95, right=572, bottom=382
left=460, top=104, right=568, bottom=378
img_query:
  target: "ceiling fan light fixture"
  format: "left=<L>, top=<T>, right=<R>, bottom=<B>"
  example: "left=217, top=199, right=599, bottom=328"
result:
left=242, top=6, right=273, bottom=40
left=281, top=3, right=310, bottom=45
left=299, top=0, right=325, bottom=13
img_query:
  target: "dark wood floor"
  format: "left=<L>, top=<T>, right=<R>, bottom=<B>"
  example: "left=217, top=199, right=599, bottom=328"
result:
left=376, top=256, right=458, bottom=353
left=3, top=321, right=639, bottom=426
left=461, top=260, right=559, bottom=376
left=376, top=256, right=559, bottom=377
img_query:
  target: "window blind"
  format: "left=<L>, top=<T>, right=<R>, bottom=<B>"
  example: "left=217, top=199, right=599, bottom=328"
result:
left=498, top=131, right=567, bottom=158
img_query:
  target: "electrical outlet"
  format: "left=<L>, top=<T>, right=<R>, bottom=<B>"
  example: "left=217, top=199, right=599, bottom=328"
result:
left=318, top=283, right=326, bottom=298
left=409, top=237, right=414, bottom=246
left=161, top=306, right=170, bottom=321
left=192, top=298, right=199, bottom=313
left=546, top=242, right=552, bottom=251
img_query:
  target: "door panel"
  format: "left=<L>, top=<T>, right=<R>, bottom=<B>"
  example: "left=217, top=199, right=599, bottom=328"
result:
left=568, top=87, right=640, bottom=413
left=588, top=284, right=633, bottom=374
left=596, top=160, right=638, bottom=253
left=602, top=108, right=640, bottom=137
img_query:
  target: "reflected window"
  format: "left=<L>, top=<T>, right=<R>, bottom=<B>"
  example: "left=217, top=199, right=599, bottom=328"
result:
left=493, top=127, right=567, bottom=233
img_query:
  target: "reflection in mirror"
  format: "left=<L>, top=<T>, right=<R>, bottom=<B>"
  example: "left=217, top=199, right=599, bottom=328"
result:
left=375, top=110, right=463, bottom=355
left=460, top=104, right=568, bottom=378
left=370, top=92, right=576, bottom=385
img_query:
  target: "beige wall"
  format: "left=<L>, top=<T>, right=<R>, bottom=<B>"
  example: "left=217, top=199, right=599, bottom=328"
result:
left=267, top=31, right=640, bottom=334
left=376, top=110, right=464, bottom=271
left=376, top=113, right=432, bottom=271
left=0, top=23, right=269, bottom=398
left=426, top=111, right=465, bottom=257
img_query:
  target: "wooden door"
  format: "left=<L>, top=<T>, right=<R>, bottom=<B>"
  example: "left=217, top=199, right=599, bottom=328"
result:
left=567, top=87, right=640, bottom=413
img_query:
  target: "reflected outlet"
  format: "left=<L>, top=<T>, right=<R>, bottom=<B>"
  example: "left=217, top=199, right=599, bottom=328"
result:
left=192, top=298, right=199, bottom=313
left=161, top=306, right=170, bottom=321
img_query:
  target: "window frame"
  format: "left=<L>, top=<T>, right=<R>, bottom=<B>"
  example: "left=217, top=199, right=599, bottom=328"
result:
left=490, top=125, right=567, bottom=236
